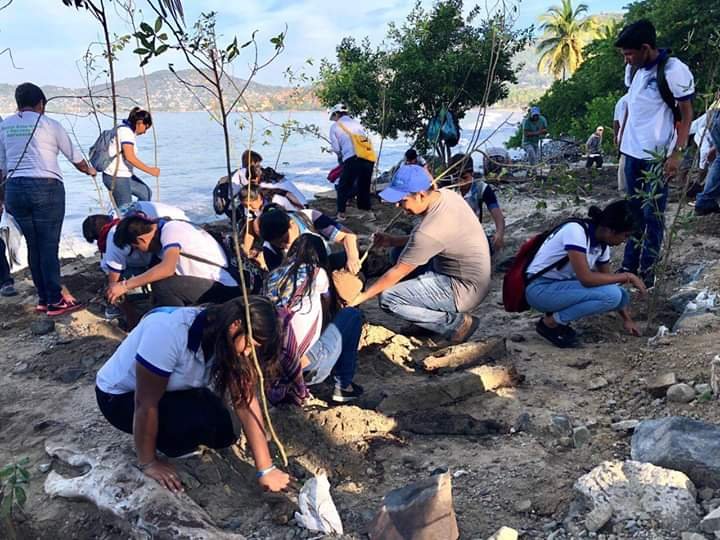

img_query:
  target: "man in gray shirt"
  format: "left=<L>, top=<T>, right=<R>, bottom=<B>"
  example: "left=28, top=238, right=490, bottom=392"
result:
left=586, top=126, right=604, bottom=169
left=350, top=165, right=491, bottom=343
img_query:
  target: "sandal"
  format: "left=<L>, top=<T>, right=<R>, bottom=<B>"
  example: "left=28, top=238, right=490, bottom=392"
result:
left=536, top=317, right=578, bottom=348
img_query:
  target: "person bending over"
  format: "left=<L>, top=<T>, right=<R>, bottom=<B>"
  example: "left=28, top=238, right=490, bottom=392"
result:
left=258, top=206, right=361, bottom=274
left=83, top=202, right=189, bottom=324
left=526, top=200, right=645, bottom=348
left=266, top=234, right=364, bottom=405
left=103, top=107, right=159, bottom=208
left=450, top=153, right=506, bottom=254
left=350, top=165, right=491, bottom=344
left=231, top=150, right=306, bottom=212
left=95, top=296, right=290, bottom=493
left=106, top=215, right=240, bottom=307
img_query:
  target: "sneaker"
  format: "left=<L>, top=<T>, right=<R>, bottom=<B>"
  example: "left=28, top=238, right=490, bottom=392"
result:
left=332, top=382, right=364, bottom=403
left=47, top=299, right=85, bottom=317
left=35, top=304, right=48, bottom=313
left=449, top=314, right=480, bottom=344
left=695, top=204, right=720, bottom=216
left=0, top=283, right=17, bottom=297
left=535, top=317, right=578, bottom=348
left=104, top=304, right=122, bottom=320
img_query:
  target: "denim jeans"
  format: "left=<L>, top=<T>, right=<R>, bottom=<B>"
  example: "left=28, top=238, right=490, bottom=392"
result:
left=695, top=112, right=720, bottom=210
left=523, top=142, right=539, bottom=165
left=0, top=237, right=12, bottom=286
left=526, top=278, right=629, bottom=325
left=379, top=271, right=463, bottom=337
left=305, top=307, right=363, bottom=388
left=102, top=173, right=152, bottom=208
left=5, top=178, right=65, bottom=304
left=622, top=155, right=668, bottom=277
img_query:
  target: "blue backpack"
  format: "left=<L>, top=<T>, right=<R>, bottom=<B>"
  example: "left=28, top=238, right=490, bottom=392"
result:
left=89, top=127, right=129, bottom=173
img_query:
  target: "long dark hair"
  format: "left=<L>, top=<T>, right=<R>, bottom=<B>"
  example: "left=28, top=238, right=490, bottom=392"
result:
left=127, top=107, right=153, bottom=129
left=113, top=214, right=156, bottom=247
left=207, top=296, right=281, bottom=407
left=588, top=200, right=639, bottom=234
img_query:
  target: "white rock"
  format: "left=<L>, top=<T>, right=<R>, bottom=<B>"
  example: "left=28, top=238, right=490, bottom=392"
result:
left=486, top=526, right=518, bottom=540
left=667, top=383, right=697, bottom=403
left=574, top=460, right=701, bottom=531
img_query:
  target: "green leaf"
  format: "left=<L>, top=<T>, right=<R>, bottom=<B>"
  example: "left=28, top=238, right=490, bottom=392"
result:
left=133, top=48, right=150, bottom=55
left=139, top=35, right=152, bottom=50
left=14, top=487, right=26, bottom=507
left=0, top=465, right=13, bottom=479
left=158, top=33, right=168, bottom=41
left=140, top=22, right=153, bottom=34
left=241, top=40, right=252, bottom=48
left=155, top=16, right=163, bottom=32
left=17, top=468, right=29, bottom=482
left=156, top=44, right=169, bottom=55
left=0, top=493, right=12, bottom=517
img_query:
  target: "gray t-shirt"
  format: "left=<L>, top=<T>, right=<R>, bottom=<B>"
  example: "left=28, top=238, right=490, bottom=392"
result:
left=399, top=189, right=491, bottom=311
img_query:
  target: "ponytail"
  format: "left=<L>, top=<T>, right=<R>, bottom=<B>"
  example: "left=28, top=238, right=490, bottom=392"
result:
left=127, top=107, right=153, bottom=129
left=588, top=200, right=638, bottom=233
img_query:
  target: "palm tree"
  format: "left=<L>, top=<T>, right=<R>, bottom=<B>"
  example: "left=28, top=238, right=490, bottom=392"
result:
left=536, top=0, right=598, bottom=80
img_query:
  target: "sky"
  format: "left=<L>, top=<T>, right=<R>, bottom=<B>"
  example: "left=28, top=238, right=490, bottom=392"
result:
left=0, top=0, right=629, bottom=89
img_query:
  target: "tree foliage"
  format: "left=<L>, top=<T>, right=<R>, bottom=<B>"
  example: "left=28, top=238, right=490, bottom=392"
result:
left=536, top=0, right=599, bottom=80
left=317, top=0, right=530, bottom=153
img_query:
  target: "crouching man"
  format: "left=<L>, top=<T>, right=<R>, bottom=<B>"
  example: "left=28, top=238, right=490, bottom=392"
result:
left=350, top=165, right=491, bottom=344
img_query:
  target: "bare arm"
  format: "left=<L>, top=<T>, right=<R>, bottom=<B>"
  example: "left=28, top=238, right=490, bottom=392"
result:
left=122, top=144, right=160, bottom=177
left=350, top=262, right=416, bottom=306
left=675, top=100, right=694, bottom=151
left=335, top=229, right=361, bottom=274
left=134, top=364, right=183, bottom=492
left=489, top=207, right=506, bottom=251
left=106, top=248, right=179, bottom=303
left=568, top=251, right=645, bottom=293
left=73, top=159, right=96, bottom=177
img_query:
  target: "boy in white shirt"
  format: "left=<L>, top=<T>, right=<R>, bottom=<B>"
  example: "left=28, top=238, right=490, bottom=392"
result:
left=615, top=20, right=694, bottom=288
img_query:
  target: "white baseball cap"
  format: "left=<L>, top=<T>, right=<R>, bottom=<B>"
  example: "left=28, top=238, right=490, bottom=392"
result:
left=329, top=103, right=348, bottom=118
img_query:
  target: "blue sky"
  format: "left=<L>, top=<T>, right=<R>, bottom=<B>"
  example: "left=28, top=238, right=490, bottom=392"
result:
left=0, top=0, right=629, bottom=88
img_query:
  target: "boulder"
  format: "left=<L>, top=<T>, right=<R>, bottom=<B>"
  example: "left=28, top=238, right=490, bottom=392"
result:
left=646, top=373, right=677, bottom=397
left=667, top=383, right=696, bottom=403
left=368, top=473, right=459, bottom=540
left=574, top=460, right=701, bottom=531
left=631, top=417, right=720, bottom=489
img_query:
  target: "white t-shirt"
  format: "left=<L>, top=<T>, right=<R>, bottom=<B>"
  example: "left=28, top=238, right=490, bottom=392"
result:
left=329, top=116, right=368, bottom=162
left=0, top=112, right=83, bottom=181
left=230, top=169, right=307, bottom=211
left=159, top=220, right=237, bottom=286
left=104, top=123, right=136, bottom=178
left=123, top=201, right=189, bottom=221
left=621, top=55, right=695, bottom=160
left=102, top=225, right=153, bottom=274
left=614, top=94, right=628, bottom=143
left=96, top=307, right=212, bottom=394
left=527, top=222, right=611, bottom=280
left=285, top=267, right=329, bottom=353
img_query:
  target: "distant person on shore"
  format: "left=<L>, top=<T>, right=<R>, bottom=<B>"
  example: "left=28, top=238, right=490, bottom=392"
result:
left=522, top=106, right=547, bottom=166
left=0, top=82, right=96, bottom=316
left=258, top=206, right=361, bottom=274
left=266, top=234, right=364, bottom=404
left=102, top=107, right=159, bottom=208
left=526, top=201, right=645, bottom=348
left=450, top=153, right=506, bottom=254
left=95, top=296, right=290, bottom=493
left=613, top=93, right=629, bottom=192
left=350, top=165, right=491, bottom=344
left=585, top=126, right=604, bottom=169
left=107, top=214, right=241, bottom=307
left=615, top=19, right=694, bottom=288
left=483, top=147, right=510, bottom=176
left=82, top=201, right=189, bottom=324
left=329, top=103, right=376, bottom=222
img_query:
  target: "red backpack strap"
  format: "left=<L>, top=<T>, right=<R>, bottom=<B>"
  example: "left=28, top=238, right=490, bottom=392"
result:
left=97, top=218, right=121, bottom=254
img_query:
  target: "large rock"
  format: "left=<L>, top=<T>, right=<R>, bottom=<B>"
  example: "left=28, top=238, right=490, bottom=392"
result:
left=667, top=383, right=696, bottom=403
left=631, top=417, right=720, bottom=489
left=369, top=473, right=459, bottom=540
left=574, top=460, right=701, bottom=531
left=647, top=373, right=677, bottom=397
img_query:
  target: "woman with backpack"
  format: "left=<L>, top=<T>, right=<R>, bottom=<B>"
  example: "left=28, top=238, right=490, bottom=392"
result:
left=102, top=107, right=159, bottom=208
left=95, top=296, right=290, bottom=493
left=525, top=200, right=646, bottom=348
left=265, top=233, right=364, bottom=404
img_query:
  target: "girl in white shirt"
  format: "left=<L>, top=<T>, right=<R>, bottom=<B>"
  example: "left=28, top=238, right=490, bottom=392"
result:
left=525, top=201, right=646, bottom=348
left=103, top=107, right=160, bottom=208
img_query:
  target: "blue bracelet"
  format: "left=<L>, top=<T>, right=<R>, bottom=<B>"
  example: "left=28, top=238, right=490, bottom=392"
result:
left=256, top=465, right=276, bottom=479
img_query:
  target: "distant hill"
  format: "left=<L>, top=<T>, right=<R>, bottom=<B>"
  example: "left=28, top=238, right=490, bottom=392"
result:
left=0, top=69, right=320, bottom=113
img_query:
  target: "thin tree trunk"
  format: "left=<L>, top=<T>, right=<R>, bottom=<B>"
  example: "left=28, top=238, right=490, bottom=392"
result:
left=99, top=0, right=117, bottom=124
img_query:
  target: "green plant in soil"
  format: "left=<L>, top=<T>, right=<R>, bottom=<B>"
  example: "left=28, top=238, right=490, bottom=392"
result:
left=1, top=457, right=30, bottom=534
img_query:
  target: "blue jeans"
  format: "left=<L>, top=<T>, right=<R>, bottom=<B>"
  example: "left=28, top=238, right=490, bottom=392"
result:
left=622, top=155, right=668, bottom=277
left=5, top=178, right=65, bottom=304
left=0, top=237, right=12, bottom=286
left=102, top=173, right=152, bottom=208
left=379, top=271, right=463, bottom=337
left=305, top=307, right=363, bottom=388
left=695, top=112, right=720, bottom=210
left=526, top=278, right=629, bottom=325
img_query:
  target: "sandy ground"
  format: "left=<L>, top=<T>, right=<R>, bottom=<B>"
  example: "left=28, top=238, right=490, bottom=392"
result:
left=2, top=164, right=720, bottom=539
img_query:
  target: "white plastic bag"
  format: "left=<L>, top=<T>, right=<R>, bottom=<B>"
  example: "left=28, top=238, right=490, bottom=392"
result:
left=0, top=210, right=24, bottom=268
left=294, top=474, right=343, bottom=534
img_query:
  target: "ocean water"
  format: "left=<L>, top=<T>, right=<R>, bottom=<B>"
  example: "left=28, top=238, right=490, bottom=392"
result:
left=4, top=108, right=521, bottom=258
